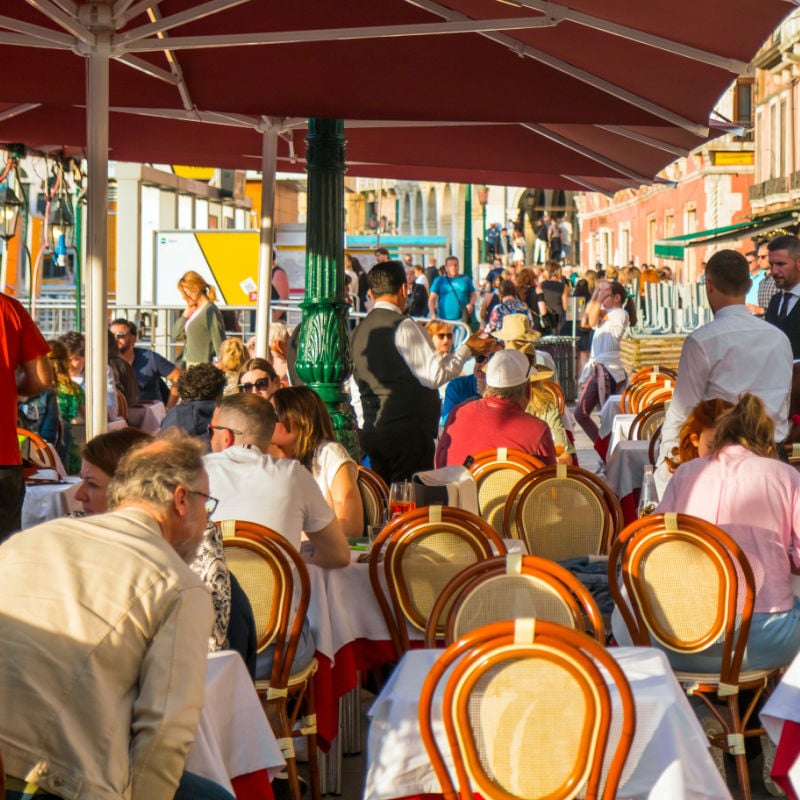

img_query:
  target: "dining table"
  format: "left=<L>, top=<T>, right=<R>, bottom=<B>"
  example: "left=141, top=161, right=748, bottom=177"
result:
left=605, top=439, right=651, bottom=525
left=595, top=393, right=624, bottom=461
left=188, top=650, right=285, bottom=800
left=364, top=647, right=732, bottom=800
left=760, top=649, right=800, bottom=799
left=21, top=476, right=82, bottom=529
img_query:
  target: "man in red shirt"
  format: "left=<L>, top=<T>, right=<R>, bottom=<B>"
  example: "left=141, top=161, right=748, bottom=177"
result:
left=435, top=349, right=557, bottom=468
left=1, top=292, right=51, bottom=541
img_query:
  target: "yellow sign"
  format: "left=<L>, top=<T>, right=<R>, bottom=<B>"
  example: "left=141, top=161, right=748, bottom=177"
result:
left=712, top=151, right=754, bottom=167
left=172, top=166, right=215, bottom=181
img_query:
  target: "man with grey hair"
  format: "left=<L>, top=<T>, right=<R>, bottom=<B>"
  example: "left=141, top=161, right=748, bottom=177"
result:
left=0, top=432, right=232, bottom=800
left=204, top=393, right=349, bottom=569
left=435, top=349, right=557, bottom=468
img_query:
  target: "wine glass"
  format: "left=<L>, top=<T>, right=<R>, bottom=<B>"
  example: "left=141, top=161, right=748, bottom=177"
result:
left=388, top=481, right=416, bottom=519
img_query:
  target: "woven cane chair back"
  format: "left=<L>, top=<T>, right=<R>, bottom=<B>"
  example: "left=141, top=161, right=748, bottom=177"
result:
left=424, top=553, right=605, bottom=646
left=420, top=620, right=635, bottom=800
left=468, top=447, right=544, bottom=536
left=369, top=506, right=506, bottom=653
left=629, top=403, right=667, bottom=442
left=541, top=379, right=566, bottom=414
left=357, top=466, right=389, bottom=528
left=504, top=464, right=618, bottom=558
left=17, top=426, right=57, bottom=469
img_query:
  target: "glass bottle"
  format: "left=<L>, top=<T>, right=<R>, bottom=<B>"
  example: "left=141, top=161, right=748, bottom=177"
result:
left=638, top=464, right=658, bottom=518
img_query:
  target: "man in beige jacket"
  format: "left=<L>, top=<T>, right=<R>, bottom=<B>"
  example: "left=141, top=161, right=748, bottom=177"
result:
left=0, top=432, right=232, bottom=800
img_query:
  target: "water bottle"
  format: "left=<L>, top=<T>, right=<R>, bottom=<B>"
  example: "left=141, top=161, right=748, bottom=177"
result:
left=638, top=464, right=658, bottom=518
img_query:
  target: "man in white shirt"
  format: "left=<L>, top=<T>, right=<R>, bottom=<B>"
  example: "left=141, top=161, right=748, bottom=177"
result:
left=350, top=260, right=498, bottom=485
left=204, top=393, right=349, bottom=569
left=574, top=280, right=629, bottom=444
left=657, top=249, right=792, bottom=488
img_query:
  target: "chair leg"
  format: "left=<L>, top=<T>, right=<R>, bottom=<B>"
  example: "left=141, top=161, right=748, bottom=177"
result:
left=728, top=695, right=752, bottom=800
left=304, top=678, right=322, bottom=800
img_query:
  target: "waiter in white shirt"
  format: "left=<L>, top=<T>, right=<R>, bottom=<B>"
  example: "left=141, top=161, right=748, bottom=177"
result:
left=657, top=249, right=792, bottom=492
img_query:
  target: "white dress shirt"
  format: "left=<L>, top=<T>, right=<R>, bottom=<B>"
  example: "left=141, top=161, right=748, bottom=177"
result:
left=658, top=304, right=792, bottom=470
left=589, top=307, right=629, bottom=383
left=373, top=300, right=471, bottom=389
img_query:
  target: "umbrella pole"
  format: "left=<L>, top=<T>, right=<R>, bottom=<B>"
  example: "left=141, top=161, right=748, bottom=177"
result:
left=85, top=32, right=111, bottom=440
left=296, top=119, right=359, bottom=458
left=255, top=122, right=277, bottom=359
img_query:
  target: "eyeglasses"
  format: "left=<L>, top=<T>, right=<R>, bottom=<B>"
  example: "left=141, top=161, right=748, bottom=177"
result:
left=113, top=332, right=129, bottom=339
left=207, top=424, right=244, bottom=438
left=187, top=489, right=219, bottom=516
left=435, top=332, right=453, bottom=339
left=239, top=377, right=273, bottom=393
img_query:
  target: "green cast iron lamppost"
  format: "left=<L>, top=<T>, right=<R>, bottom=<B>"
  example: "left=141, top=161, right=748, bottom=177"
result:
left=295, top=119, right=360, bottom=457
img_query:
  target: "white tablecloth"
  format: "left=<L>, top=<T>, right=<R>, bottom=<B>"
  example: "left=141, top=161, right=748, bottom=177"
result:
left=606, top=440, right=651, bottom=501
left=609, top=414, right=637, bottom=456
left=599, top=394, right=624, bottom=439
left=365, top=647, right=731, bottom=800
left=762, top=649, right=800, bottom=794
left=187, top=650, right=285, bottom=792
left=21, top=477, right=82, bottom=529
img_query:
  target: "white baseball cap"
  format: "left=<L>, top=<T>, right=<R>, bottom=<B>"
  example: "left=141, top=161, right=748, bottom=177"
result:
left=485, top=349, right=532, bottom=389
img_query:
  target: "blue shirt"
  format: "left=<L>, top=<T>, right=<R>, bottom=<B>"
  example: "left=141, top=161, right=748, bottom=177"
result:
left=745, top=270, right=766, bottom=305
left=132, top=347, right=176, bottom=402
left=430, top=274, right=476, bottom=321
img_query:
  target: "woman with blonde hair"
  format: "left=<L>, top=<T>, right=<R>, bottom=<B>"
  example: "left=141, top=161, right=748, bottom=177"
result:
left=269, top=322, right=290, bottom=384
left=652, top=392, right=800, bottom=671
left=269, top=386, right=364, bottom=537
left=217, top=338, right=248, bottom=395
left=172, top=270, right=226, bottom=368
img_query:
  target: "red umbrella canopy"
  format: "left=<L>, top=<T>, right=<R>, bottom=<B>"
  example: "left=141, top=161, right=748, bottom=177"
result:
left=0, top=0, right=791, bottom=136
left=0, top=102, right=709, bottom=188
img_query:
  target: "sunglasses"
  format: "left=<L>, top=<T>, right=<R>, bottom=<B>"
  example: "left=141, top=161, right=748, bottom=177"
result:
left=239, top=377, right=273, bottom=393
left=435, top=332, right=453, bottom=339
left=207, top=424, right=244, bottom=438
left=113, top=332, right=129, bottom=339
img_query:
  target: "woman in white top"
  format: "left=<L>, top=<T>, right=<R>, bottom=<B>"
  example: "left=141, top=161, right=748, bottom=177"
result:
left=269, top=386, right=364, bottom=537
left=574, top=280, right=630, bottom=444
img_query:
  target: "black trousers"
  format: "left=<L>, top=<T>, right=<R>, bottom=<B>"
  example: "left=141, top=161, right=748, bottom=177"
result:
left=361, top=427, right=436, bottom=486
left=0, top=465, right=24, bottom=543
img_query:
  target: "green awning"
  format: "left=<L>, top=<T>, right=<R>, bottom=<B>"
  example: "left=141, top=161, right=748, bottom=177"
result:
left=654, top=210, right=799, bottom=260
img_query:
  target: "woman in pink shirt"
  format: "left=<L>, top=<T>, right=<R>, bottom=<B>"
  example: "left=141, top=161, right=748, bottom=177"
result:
left=656, top=393, right=800, bottom=671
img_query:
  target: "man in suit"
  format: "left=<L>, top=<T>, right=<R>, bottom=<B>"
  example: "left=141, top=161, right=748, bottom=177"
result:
left=765, top=234, right=800, bottom=357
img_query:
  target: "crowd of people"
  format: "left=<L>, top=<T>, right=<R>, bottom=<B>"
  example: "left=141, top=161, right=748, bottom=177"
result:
left=2, top=230, right=800, bottom=799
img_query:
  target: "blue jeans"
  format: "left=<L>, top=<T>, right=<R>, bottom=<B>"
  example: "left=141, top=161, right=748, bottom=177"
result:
left=4, top=771, right=234, bottom=800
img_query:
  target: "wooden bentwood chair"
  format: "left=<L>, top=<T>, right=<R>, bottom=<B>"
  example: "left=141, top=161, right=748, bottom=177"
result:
left=357, top=465, right=390, bottom=529
left=503, top=464, right=623, bottom=558
left=17, top=426, right=57, bottom=471
left=608, top=513, right=786, bottom=800
left=467, top=448, right=545, bottom=536
left=368, top=505, right=506, bottom=654
left=419, top=619, right=636, bottom=800
left=218, top=520, right=321, bottom=800
left=424, top=553, right=605, bottom=647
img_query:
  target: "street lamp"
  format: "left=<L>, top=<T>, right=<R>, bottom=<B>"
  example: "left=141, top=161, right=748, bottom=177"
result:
left=0, top=183, right=23, bottom=241
left=476, top=185, right=489, bottom=262
left=48, top=193, right=74, bottom=265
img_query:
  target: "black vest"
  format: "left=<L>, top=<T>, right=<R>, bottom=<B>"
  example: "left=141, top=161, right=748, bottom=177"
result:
left=351, top=308, right=441, bottom=435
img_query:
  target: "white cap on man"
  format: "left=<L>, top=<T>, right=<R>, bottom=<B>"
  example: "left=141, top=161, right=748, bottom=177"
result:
left=484, top=349, right=532, bottom=389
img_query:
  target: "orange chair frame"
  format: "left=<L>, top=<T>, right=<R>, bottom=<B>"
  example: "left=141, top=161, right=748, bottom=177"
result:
left=17, top=426, right=57, bottom=469
left=419, top=620, right=636, bottom=800
left=503, top=464, right=623, bottom=549
left=423, top=553, right=605, bottom=646
left=218, top=520, right=321, bottom=800
left=608, top=513, right=778, bottom=800
left=368, top=506, right=506, bottom=655
left=357, top=465, right=390, bottom=528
